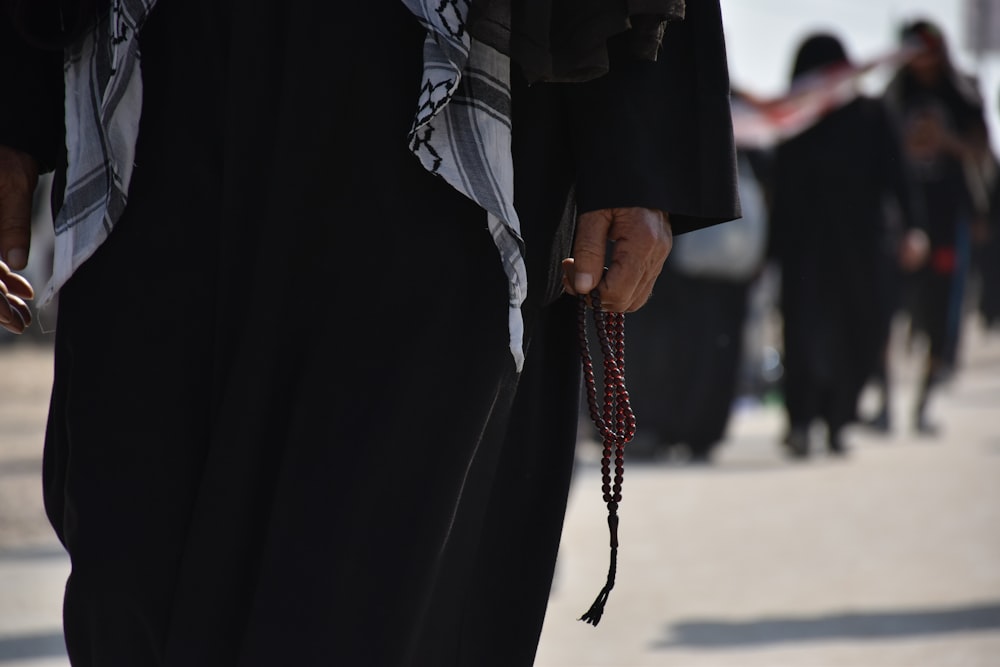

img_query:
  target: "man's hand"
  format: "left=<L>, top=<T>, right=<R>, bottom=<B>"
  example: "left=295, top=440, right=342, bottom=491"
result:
left=899, top=228, right=930, bottom=273
left=562, top=207, right=672, bottom=313
left=0, top=260, right=33, bottom=333
left=0, top=145, right=39, bottom=333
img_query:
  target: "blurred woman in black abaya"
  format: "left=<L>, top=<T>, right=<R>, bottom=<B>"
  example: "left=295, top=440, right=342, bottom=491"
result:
left=769, top=33, right=924, bottom=458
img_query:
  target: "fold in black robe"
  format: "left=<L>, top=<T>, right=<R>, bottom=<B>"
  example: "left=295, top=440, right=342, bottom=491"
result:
left=4, top=1, right=736, bottom=664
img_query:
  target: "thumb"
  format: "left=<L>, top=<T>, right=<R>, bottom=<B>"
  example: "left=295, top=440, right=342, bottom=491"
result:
left=571, top=209, right=612, bottom=294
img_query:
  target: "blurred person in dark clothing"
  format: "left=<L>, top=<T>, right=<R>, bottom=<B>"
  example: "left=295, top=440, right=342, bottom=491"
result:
left=626, top=143, right=768, bottom=464
left=979, top=151, right=1000, bottom=328
left=884, top=19, right=994, bottom=434
left=972, top=86, right=1000, bottom=330
left=861, top=196, right=930, bottom=434
left=769, top=33, right=924, bottom=458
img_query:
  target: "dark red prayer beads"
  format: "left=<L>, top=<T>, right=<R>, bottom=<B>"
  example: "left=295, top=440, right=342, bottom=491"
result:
left=577, top=290, right=636, bottom=626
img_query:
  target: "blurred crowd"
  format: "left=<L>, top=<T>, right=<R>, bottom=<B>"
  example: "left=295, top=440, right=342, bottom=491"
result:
left=624, top=18, right=1000, bottom=464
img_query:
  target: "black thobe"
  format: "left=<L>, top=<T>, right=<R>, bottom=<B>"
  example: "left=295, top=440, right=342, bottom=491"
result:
left=768, top=97, right=918, bottom=434
left=3, top=1, right=736, bottom=665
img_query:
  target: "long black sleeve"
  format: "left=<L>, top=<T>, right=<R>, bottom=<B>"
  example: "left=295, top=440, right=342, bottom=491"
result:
left=565, top=0, right=740, bottom=234
left=0, top=2, right=65, bottom=172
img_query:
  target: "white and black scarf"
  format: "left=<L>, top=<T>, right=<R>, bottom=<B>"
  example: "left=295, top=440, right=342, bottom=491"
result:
left=43, top=0, right=530, bottom=367
left=40, top=0, right=153, bottom=307
left=44, top=0, right=678, bottom=370
left=402, top=0, right=527, bottom=369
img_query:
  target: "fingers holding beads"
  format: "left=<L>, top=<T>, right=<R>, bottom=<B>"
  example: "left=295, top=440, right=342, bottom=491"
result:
left=0, top=260, right=32, bottom=334
left=565, top=207, right=672, bottom=312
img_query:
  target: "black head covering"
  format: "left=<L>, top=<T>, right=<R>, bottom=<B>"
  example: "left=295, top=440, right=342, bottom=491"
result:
left=889, top=17, right=984, bottom=134
left=790, top=33, right=849, bottom=83
left=899, top=18, right=947, bottom=57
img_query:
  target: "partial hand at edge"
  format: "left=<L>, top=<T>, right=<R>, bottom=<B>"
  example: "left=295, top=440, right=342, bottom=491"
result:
left=0, top=260, right=33, bottom=333
left=562, top=207, right=672, bottom=313
left=0, top=145, right=38, bottom=333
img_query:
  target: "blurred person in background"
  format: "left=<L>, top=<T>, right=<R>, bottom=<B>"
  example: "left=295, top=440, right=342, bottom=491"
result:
left=860, top=193, right=930, bottom=434
left=769, top=33, right=924, bottom=459
left=883, top=18, right=995, bottom=434
left=626, top=136, right=769, bottom=465
left=973, top=86, right=1000, bottom=330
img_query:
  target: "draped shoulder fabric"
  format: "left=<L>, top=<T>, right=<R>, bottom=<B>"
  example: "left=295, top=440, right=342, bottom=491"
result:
left=468, top=0, right=685, bottom=83
left=400, top=0, right=689, bottom=369
left=33, top=0, right=714, bottom=369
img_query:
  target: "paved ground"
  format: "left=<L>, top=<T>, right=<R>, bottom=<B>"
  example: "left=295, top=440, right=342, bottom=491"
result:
left=537, top=318, right=1000, bottom=666
left=0, top=338, right=67, bottom=667
left=1, top=317, right=998, bottom=666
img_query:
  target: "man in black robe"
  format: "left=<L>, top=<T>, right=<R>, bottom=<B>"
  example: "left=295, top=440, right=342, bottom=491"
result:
left=0, top=2, right=738, bottom=664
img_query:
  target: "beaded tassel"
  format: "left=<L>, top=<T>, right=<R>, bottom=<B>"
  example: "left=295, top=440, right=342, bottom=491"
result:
left=577, top=290, right=636, bottom=626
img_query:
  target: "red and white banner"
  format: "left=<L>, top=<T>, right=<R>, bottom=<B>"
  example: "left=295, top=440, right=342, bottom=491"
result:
left=731, top=45, right=920, bottom=149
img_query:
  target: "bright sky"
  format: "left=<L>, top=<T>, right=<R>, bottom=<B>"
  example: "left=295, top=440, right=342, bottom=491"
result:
left=719, top=0, right=1000, bottom=150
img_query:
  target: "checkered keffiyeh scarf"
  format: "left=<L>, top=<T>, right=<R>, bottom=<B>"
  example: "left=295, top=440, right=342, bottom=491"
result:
left=401, top=0, right=528, bottom=370
left=39, top=0, right=156, bottom=307
left=43, top=0, right=530, bottom=368
left=45, top=1, right=678, bottom=367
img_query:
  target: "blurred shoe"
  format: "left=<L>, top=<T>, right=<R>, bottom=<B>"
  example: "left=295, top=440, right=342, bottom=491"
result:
left=862, top=407, right=891, bottom=434
left=625, top=433, right=659, bottom=461
left=687, top=442, right=715, bottom=466
left=827, top=432, right=848, bottom=456
left=783, top=428, right=809, bottom=459
left=915, top=414, right=940, bottom=437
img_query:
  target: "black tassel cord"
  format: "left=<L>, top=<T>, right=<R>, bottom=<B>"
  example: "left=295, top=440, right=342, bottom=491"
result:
left=576, top=290, right=636, bottom=626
